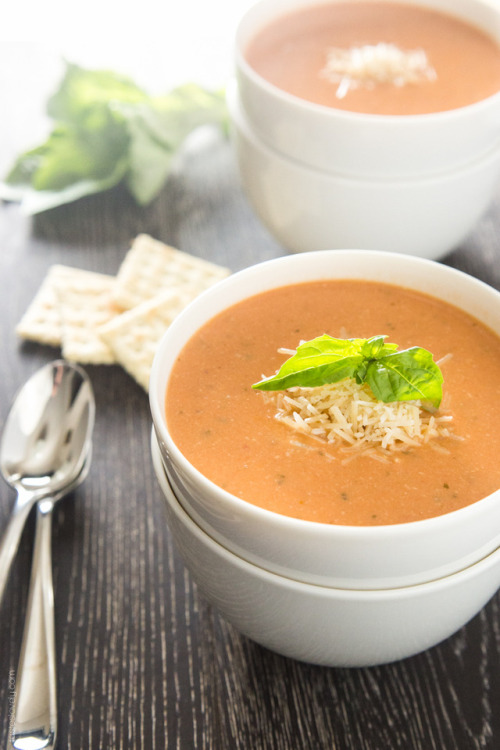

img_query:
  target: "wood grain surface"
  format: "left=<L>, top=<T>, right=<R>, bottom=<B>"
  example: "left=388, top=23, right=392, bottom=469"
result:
left=0, top=128, right=500, bottom=750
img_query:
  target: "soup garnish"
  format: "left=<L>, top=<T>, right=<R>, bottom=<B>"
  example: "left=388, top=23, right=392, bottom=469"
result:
left=320, top=43, right=437, bottom=100
left=252, top=334, right=443, bottom=410
left=253, top=334, right=448, bottom=453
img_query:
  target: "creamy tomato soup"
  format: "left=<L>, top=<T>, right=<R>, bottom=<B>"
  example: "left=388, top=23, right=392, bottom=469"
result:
left=166, top=281, right=500, bottom=526
left=244, top=1, right=500, bottom=115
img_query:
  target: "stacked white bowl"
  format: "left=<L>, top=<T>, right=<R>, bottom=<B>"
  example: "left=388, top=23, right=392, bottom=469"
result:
left=229, top=0, right=500, bottom=259
left=150, top=251, right=500, bottom=667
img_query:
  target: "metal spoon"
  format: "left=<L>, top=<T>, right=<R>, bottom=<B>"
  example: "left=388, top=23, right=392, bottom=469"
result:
left=3, top=361, right=95, bottom=750
left=0, top=360, right=94, bottom=606
left=11, top=455, right=92, bottom=750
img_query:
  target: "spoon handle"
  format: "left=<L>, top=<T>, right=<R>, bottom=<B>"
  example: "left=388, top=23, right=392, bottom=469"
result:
left=0, top=488, right=36, bottom=607
left=11, top=499, right=57, bottom=750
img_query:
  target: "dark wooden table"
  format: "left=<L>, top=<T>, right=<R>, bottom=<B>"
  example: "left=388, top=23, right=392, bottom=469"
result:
left=1, top=88, right=500, bottom=750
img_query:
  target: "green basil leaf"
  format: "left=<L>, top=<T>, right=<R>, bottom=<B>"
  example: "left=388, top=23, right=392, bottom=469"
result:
left=1, top=62, right=227, bottom=214
left=253, top=335, right=444, bottom=410
left=253, top=334, right=366, bottom=390
left=253, top=355, right=365, bottom=391
left=361, top=335, right=398, bottom=359
left=365, top=347, right=443, bottom=408
left=123, top=112, right=177, bottom=205
left=145, top=84, right=229, bottom=146
left=47, top=63, right=147, bottom=122
left=3, top=144, right=47, bottom=188
left=119, top=85, right=228, bottom=204
left=31, top=123, right=128, bottom=191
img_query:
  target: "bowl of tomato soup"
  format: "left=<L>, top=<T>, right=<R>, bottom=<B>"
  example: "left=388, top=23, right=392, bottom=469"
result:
left=149, top=251, right=500, bottom=590
left=151, top=436, right=500, bottom=667
left=230, top=0, right=500, bottom=257
left=235, top=0, right=500, bottom=178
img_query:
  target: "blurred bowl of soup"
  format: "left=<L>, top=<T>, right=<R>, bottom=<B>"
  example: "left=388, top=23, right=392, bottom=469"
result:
left=230, top=0, right=500, bottom=257
left=235, top=0, right=500, bottom=179
left=228, top=86, right=500, bottom=257
left=151, top=434, right=500, bottom=667
left=149, top=250, right=500, bottom=591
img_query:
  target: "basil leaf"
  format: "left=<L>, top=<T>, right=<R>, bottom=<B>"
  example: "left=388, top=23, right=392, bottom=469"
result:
left=122, top=111, right=178, bottom=205
left=47, top=63, right=147, bottom=122
left=254, top=355, right=365, bottom=391
left=361, top=335, right=398, bottom=359
left=120, top=85, right=228, bottom=205
left=30, top=121, right=129, bottom=191
left=253, top=334, right=365, bottom=391
left=365, top=347, right=443, bottom=409
left=253, top=335, right=444, bottom=409
left=1, top=62, right=227, bottom=213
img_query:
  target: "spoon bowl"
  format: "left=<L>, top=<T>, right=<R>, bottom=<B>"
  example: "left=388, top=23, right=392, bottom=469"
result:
left=1, top=360, right=93, bottom=494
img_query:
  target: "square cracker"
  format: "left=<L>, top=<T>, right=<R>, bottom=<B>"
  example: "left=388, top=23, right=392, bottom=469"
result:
left=55, top=269, right=120, bottom=364
left=113, top=234, right=230, bottom=310
left=16, top=265, right=76, bottom=346
left=98, top=287, right=199, bottom=390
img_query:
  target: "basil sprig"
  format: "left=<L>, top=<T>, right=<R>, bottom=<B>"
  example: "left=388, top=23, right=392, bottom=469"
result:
left=1, top=63, right=227, bottom=214
left=252, top=335, right=443, bottom=410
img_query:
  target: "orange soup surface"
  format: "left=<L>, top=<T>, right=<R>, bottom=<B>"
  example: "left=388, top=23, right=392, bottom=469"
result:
left=244, top=1, right=500, bottom=114
left=166, top=281, right=500, bottom=526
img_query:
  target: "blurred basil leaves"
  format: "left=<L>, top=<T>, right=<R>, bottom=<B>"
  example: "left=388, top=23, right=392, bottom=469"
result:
left=1, top=62, right=228, bottom=213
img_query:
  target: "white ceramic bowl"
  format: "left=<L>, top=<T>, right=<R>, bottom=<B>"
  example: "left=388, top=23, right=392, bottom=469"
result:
left=149, top=250, right=500, bottom=590
left=235, top=0, right=500, bottom=179
left=152, top=435, right=500, bottom=668
left=228, top=85, right=500, bottom=257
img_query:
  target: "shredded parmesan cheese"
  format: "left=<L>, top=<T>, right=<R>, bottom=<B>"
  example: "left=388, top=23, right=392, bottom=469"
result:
left=320, top=43, right=437, bottom=99
left=263, top=378, right=454, bottom=460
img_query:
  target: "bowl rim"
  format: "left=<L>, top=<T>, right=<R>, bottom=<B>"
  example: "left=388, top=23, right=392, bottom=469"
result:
left=235, top=0, right=500, bottom=125
left=149, top=249, right=500, bottom=540
left=152, top=431, right=500, bottom=600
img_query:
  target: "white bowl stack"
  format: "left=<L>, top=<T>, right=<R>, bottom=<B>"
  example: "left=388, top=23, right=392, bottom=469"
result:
left=149, top=251, right=500, bottom=667
left=151, top=433, right=500, bottom=668
left=230, top=0, right=500, bottom=258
